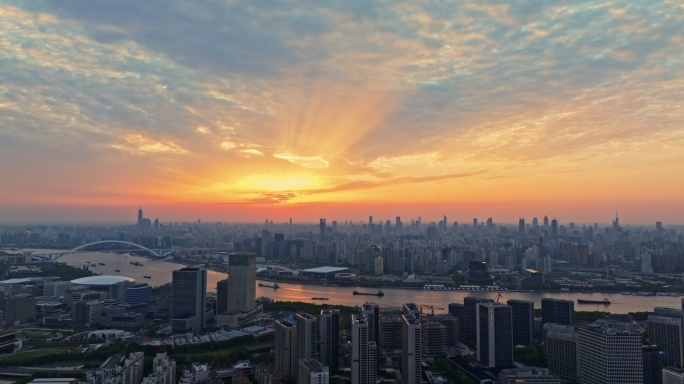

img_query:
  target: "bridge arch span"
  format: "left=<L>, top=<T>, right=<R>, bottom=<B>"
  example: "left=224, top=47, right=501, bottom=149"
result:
left=53, top=240, right=171, bottom=261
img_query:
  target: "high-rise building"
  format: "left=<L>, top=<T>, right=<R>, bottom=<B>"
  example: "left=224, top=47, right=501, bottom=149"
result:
left=648, top=307, right=684, bottom=368
left=319, top=219, right=326, bottom=242
left=543, top=323, right=579, bottom=381
left=541, top=298, right=574, bottom=326
left=369, top=216, right=373, bottom=226
left=227, top=253, right=256, bottom=312
left=518, top=218, right=525, bottom=233
left=551, top=219, right=558, bottom=237
left=401, top=315, right=421, bottom=384
left=464, top=297, right=493, bottom=347
left=361, top=304, right=379, bottom=345
left=216, top=279, right=229, bottom=315
left=351, top=314, right=377, bottom=384
left=380, top=316, right=403, bottom=351
left=578, top=322, right=643, bottom=384
left=642, top=345, right=666, bottom=384
left=171, top=267, right=212, bottom=332
left=448, top=303, right=465, bottom=339
left=477, top=302, right=513, bottom=368
left=421, top=321, right=447, bottom=357
left=275, top=319, right=297, bottom=380
left=543, top=215, right=549, bottom=227
left=434, top=314, right=459, bottom=347
left=320, top=310, right=340, bottom=372
left=663, top=366, right=684, bottom=383
left=296, top=313, right=318, bottom=377
left=298, top=359, right=329, bottom=384
left=508, top=300, right=534, bottom=346
left=473, top=218, right=478, bottom=228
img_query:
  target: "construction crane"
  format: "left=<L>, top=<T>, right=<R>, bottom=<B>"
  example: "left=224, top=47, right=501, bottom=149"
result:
left=495, top=293, right=503, bottom=302
left=419, top=304, right=445, bottom=320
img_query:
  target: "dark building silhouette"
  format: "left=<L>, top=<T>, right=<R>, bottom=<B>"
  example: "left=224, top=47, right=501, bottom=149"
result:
left=642, top=345, right=666, bottom=384
left=508, top=299, right=534, bottom=346
left=464, top=296, right=493, bottom=347
left=468, top=260, right=492, bottom=285
left=477, top=302, right=513, bottom=368
left=541, top=298, right=574, bottom=326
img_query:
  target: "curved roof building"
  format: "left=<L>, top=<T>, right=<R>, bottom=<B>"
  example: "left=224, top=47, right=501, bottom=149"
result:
left=71, top=276, right=135, bottom=286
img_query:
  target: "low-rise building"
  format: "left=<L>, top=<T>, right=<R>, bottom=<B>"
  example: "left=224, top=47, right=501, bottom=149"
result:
left=498, top=367, right=561, bottom=384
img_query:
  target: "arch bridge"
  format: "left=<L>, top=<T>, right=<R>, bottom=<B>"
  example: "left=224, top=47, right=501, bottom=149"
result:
left=53, top=240, right=175, bottom=262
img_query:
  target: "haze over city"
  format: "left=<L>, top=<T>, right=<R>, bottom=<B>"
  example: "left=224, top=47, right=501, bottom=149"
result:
left=1, top=0, right=684, bottom=223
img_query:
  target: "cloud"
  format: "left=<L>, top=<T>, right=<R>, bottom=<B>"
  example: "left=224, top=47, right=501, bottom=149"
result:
left=111, top=134, right=187, bottom=155
left=2, top=0, right=684, bottom=216
left=274, top=153, right=329, bottom=169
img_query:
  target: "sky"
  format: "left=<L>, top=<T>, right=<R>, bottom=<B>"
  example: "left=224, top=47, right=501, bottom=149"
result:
left=1, top=0, right=684, bottom=224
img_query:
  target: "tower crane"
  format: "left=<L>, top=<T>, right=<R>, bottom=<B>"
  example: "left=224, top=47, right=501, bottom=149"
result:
left=419, top=304, right=445, bottom=320
left=495, top=292, right=503, bottom=302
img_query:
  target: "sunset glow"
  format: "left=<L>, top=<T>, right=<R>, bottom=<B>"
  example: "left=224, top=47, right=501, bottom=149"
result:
left=1, top=0, right=684, bottom=223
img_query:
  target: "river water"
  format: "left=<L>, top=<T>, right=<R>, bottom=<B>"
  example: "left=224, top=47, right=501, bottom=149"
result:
left=15, top=250, right=683, bottom=314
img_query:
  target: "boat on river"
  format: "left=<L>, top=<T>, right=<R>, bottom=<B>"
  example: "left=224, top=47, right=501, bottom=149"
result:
left=577, top=298, right=611, bottom=305
left=115, top=269, right=120, bottom=272
left=143, top=276, right=151, bottom=279
left=258, top=283, right=280, bottom=289
left=353, top=290, right=384, bottom=297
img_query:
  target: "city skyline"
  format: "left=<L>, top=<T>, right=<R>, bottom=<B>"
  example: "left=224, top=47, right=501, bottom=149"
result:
left=1, top=1, right=684, bottom=223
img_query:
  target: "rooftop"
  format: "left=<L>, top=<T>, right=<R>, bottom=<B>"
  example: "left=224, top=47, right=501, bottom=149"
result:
left=300, top=266, right=349, bottom=273
left=71, top=275, right=135, bottom=285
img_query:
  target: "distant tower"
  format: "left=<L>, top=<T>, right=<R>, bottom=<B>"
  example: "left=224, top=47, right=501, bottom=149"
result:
left=369, top=216, right=373, bottom=226
left=518, top=218, right=525, bottom=234
left=612, top=211, right=620, bottom=230
left=289, top=218, right=292, bottom=225
left=543, top=215, right=549, bottom=227
left=137, top=208, right=143, bottom=226
left=473, top=218, right=477, bottom=228
left=320, top=219, right=326, bottom=242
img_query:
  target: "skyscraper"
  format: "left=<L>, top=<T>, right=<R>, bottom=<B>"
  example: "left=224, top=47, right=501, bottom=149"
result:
left=226, top=253, right=256, bottom=313
left=275, top=319, right=297, bottom=380
left=642, top=345, right=666, bottom=384
left=541, top=298, right=574, bottom=326
left=578, top=322, right=643, bottom=384
left=551, top=219, right=558, bottom=237
left=361, top=304, right=379, bottom=345
left=171, top=267, right=212, bottom=332
left=508, top=299, right=534, bottom=346
left=543, top=215, right=549, bottom=227
left=395, top=217, right=402, bottom=233
left=296, top=313, right=318, bottom=377
left=544, top=323, right=579, bottom=381
left=138, top=208, right=143, bottom=226
left=518, top=218, right=525, bottom=233
left=463, top=297, right=493, bottom=347
left=448, top=303, right=465, bottom=339
left=319, top=219, right=326, bottom=242
left=647, top=307, right=684, bottom=368
left=401, top=315, right=421, bottom=384
left=477, top=302, right=513, bottom=368
left=351, top=314, right=377, bottom=384
left=320, top=310, right=340, bottom=372
left=369, top=216, right=373, bottom=226
left=216, top=279, right=229, bottom=315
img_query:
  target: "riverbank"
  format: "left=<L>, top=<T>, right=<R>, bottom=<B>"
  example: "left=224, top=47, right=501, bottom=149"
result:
left=255, top=276, right=675, bottom=295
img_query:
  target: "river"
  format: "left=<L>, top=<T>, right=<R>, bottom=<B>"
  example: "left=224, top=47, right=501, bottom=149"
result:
left=12, top=250, right=683, bottom=314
